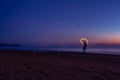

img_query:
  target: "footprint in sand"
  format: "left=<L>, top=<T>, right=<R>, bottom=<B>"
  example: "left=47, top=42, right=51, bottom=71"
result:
left=14, top=78, right=21, bottom=80
left=36, top=76, right=42, bottom=80
left=93, top=76, right=103, bottom=80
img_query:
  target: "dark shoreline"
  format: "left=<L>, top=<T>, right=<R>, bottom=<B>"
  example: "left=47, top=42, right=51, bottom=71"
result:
left=0, top=49, right=120, bottom=56
left=0, top=49, right=120, bottom=63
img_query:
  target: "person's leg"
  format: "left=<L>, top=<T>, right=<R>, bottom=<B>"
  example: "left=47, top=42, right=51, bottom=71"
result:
left=82, top=47, right=84, bottom=53
left=82, top=49, right=84, bottom=53
left=85, top=47, right=86, bottom=53
left=83, top=48, right=85, bottom=54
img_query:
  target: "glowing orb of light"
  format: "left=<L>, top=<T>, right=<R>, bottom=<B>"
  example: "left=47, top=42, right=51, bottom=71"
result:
left=80, top=38, right=88, bottom=45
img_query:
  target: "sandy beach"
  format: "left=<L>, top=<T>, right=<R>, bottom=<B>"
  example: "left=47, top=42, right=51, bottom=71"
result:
left=0, top=50, right=120, bottom=80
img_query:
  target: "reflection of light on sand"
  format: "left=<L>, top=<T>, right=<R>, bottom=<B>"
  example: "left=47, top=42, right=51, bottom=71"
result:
left=80, top=38, right=88, bottom=45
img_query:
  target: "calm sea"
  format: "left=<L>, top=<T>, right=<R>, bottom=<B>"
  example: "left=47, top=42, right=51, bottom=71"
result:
left=0, top=46, right=120, bottom=55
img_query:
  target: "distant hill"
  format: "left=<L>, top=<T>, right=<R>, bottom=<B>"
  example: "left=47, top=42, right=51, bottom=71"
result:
left=0, top=44, right=22, bottom=47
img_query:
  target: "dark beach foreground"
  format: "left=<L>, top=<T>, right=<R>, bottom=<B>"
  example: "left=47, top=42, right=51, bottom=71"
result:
left=0, top=50, right=120, bottom=80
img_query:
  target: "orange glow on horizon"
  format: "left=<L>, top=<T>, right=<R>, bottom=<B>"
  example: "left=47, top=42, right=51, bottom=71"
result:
left=89, top=34, right=120, bottom=45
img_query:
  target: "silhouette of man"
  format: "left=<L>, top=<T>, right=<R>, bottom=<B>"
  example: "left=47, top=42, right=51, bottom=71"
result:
left=82, top=41, right=87, bottom=54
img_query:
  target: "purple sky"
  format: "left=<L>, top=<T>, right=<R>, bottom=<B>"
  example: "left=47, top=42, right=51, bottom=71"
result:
left=1, top=0, right=120, bottom=46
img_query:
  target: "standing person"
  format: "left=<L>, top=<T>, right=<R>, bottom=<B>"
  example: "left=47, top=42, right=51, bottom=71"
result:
left=82, top=41, right=87, bottom=54
left=80, top=38, right=88, bottom=54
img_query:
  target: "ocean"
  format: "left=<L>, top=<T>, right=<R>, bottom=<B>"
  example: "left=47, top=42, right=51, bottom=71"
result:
left=0, top=46, right=120, bottom=55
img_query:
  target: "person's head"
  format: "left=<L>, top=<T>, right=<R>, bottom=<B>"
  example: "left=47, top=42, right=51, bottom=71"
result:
left=83, top=40, right=87, bottom=44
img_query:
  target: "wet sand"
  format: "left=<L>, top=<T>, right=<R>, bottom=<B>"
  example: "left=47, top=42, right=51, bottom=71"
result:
left=0, top=50, right=120, bottom=80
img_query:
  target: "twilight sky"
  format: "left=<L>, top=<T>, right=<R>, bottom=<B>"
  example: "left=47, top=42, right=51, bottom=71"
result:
left=1, top=0, right=120, bottom=46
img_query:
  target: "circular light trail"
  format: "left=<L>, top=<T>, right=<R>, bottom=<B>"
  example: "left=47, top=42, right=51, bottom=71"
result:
left=80, top=38, right=88, bottom=45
